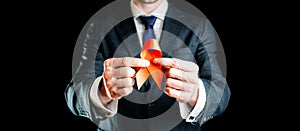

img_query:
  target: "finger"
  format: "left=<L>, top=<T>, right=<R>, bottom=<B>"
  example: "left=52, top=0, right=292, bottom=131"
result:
left=115, top=78, right=135, bottom=87
left=105, top=78, right=133, bottom=89
left=116, top=87, right=133, bottom=97
left=164, top=87, right=181, bottom=99
left=112, top=67, right=136, bottom=78
left=105, top=79, right=115, bottom=89
left=166, top=68, right=198, bottom=84
left=153, top=58, right=198, bottom=72
left=164, top=87, right=190, bottom=103
left=105, top=57, right=150, bottom=68
left=166, top=78, right=195, bottom=92
left=107, top=85, right=124, bottom=100
left=110, top=91, right=122, bottom=100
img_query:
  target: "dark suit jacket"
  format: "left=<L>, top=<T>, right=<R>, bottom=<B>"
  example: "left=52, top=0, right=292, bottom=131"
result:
left=65, top=0, right=231, bottom=130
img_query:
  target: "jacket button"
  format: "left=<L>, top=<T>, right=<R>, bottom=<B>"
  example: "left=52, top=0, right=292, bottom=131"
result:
left=148, top=103, right=154, bottom=107
left=189, top=116, right=195, bottom=121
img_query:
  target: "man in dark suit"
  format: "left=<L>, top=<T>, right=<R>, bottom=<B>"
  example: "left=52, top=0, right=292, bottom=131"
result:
left=65, top=0, right=231, bottom=130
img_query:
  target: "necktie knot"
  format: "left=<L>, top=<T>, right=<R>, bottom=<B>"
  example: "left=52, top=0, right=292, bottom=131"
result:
left=138, top=15, right=157, bottom=30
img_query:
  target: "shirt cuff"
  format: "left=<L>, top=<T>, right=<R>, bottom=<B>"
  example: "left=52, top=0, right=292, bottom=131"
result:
left=89, top=76, right=118, bottom=117
left=179, top=79, right=206, bottom=122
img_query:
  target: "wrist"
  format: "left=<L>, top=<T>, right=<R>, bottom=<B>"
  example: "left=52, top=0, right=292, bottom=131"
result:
left=99, top=80, right=112, bottom=105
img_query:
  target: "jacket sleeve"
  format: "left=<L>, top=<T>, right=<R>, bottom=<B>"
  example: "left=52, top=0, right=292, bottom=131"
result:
left=64, top=19, right=111, bottom=122
left=194, top=19, right=231, bottom=126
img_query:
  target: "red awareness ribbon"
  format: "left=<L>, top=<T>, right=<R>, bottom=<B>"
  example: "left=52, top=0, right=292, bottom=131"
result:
left=135, top=39, right=164, bottom=90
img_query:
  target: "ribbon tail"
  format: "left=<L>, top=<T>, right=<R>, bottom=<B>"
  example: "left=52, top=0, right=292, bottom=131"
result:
left=151, top=70, right=164, bottom=89
left=135, top=68, right=150, bottom=90
left=147, top=63, right=164, bottom=89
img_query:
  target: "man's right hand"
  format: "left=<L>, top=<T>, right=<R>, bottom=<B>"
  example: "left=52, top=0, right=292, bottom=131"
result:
left=100, top=57, right=150, bottom=103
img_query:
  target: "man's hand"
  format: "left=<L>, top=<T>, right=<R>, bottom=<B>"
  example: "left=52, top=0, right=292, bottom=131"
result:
left=100, top=57, right=150, bottom=103
left=153, top=58, right=199, bottom=106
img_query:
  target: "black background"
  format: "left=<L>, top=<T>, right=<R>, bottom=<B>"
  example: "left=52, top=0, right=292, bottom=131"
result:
left=4, top=0, right=296, bottom=130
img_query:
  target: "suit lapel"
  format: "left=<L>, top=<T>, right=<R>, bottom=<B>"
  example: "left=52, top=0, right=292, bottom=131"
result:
left=160, top=4, right=186, bottom=56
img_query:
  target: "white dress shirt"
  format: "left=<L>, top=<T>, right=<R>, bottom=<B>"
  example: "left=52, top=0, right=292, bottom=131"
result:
left=90, top=0, right=206, bottom=123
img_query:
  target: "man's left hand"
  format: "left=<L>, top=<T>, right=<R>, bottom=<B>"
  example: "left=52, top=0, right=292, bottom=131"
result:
left=153, top=58, right=199, bottom=106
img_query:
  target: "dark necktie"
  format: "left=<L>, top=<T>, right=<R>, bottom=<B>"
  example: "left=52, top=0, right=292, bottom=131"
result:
left=138, top=15, right=157, bottom=42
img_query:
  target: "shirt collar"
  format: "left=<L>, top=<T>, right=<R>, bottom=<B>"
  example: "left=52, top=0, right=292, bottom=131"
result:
left=131, top=0, right=168, bottom=20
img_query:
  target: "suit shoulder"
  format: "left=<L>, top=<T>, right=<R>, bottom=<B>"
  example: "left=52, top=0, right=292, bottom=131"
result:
left=167, top=2, right=209, bottom=29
